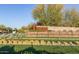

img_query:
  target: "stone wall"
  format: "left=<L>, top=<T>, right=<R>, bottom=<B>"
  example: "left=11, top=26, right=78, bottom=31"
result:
left=26, top=31, right=79, bottom=37
left=30, top=26, right=79, bottom=37
left=0, top=39, right=79, bottom=46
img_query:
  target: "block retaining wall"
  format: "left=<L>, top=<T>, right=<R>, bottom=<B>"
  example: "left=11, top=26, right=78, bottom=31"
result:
left=26, top=32, right=79, bottom=37
left=0, top=39, right=79, bottom=46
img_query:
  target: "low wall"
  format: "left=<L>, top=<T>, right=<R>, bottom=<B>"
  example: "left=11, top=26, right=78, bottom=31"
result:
left=0, top=39, right=79, bottom=46
left=26, top=32, right=79, bottom=37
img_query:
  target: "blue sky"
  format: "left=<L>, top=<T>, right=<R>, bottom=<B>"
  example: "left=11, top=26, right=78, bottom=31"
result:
left=0, top=4, right=79, bottom=28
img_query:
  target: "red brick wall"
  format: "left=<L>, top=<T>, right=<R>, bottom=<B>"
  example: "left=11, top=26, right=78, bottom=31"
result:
left=32, top=26, right=48, bottom=31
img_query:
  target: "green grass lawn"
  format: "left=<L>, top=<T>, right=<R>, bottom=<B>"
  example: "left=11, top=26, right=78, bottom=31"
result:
left=0, top=45, right=79, bottom=54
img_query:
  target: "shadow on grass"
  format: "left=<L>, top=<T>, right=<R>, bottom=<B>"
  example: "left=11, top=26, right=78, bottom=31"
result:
left=0, top=45, right=53, bottom=54
left=0, top=45, right=66, bottom=54
left=18, top=46, right=65, bottom=54
left=0, top=45, right=15, bottom=54
left=18, top=46, right=51, bottom=54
